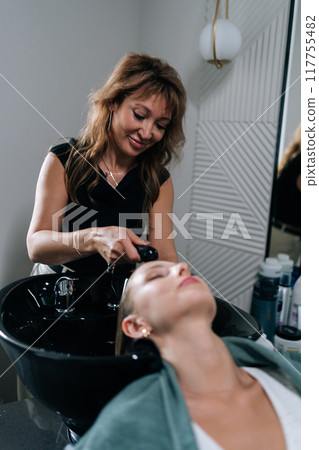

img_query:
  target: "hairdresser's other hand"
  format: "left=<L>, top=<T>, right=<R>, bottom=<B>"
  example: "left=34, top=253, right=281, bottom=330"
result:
left=90, top=227, right=150, bottom=265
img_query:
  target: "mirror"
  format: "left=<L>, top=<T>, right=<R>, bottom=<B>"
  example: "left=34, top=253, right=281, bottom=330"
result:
left=266, top=0, right=301, bottom=266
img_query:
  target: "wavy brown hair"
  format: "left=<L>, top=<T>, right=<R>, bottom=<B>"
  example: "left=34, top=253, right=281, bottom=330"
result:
left=62, top=53, right=187, bottom=213
left=278, top=124, right=301, bottom=177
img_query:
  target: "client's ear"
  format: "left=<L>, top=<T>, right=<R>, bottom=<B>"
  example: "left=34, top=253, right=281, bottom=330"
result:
left=122, top=315, right=148, bottom=339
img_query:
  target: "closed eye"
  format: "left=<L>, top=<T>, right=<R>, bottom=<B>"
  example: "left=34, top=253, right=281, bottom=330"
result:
left=147, top=273, right=164, bottom=281
left=133, top=111, right=144, bottom=121
left=156, top=123, right=167, bottom=131
left=144, top=263, right=172, bottom=282
left=146, top=268, right=169, bottom=282
left=134, top=111, right=167, bottom=132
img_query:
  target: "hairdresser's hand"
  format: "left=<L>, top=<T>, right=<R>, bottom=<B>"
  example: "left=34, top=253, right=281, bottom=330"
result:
left=90, top=226, right=150, bottom=265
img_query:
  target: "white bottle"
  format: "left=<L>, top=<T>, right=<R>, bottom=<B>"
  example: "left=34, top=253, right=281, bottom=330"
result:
left=288, top=276, right=301, bottom=330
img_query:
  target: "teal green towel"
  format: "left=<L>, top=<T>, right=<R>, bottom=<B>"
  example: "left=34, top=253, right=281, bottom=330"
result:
left=224, top=337, right=301, bottom=393
left=74, top=337, right=300, bottom=450
left=74, top=361, right=196, bottom=450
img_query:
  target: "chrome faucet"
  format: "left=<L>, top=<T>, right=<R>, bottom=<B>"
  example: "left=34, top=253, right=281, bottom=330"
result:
left=54, top=277, right=78, bottom=313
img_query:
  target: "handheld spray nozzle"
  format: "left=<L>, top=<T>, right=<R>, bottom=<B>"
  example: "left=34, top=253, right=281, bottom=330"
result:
left=134, top=245, right=158, bottom=262
left=120, top=244, right=158, bottom=296
left=107, top=245, right=159, bottom=309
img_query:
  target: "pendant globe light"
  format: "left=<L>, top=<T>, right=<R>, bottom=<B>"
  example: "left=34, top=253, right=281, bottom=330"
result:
left=199, top=0, right=242, bottom=68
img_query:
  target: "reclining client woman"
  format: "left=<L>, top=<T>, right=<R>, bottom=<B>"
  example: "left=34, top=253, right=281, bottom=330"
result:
left=73, top=261, right=301, bottom=450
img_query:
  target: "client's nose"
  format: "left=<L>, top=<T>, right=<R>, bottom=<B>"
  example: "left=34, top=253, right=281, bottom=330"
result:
left=173, top=262, right=191, bottom=277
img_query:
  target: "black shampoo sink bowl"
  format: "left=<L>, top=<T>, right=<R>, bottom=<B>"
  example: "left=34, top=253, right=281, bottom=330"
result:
left=0, top=273, right=162, bottom=439
left=0, top=273, right=261, bottom=439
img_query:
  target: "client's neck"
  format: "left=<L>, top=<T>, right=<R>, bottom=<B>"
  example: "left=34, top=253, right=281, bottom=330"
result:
left=155, top=322, right=248, bottom=397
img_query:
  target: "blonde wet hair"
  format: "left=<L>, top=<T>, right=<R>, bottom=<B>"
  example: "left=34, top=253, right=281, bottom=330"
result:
left=115, top=285, right=134, bottom=356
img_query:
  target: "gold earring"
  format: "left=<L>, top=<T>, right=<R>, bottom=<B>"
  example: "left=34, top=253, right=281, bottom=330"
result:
left=107, top=110, right=113, bottom=132
left=141, top=328, right=150, bottom=338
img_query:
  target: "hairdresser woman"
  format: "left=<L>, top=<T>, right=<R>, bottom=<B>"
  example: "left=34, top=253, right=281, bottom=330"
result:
left=27, top=54, right=186, bottom=280
left=73, top=261, right=300, bottom=450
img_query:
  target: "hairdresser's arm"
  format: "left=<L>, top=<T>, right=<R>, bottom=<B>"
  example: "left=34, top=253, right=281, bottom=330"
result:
left=148, top=177, right=178, bottom=263
left=27, top=154, right=144, bottom=265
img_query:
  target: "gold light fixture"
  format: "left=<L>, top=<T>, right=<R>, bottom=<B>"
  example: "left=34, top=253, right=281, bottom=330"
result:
left=199, top=0, right=242, bottom=68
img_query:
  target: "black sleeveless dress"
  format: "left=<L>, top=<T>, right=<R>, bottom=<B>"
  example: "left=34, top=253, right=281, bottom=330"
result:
left=274, top=153, right=301, bottom=230
left=49, top=140, right=170, bottom=278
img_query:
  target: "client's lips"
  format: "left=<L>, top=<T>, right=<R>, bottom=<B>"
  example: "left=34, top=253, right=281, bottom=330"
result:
left=178, top=277, right=200, bottom=288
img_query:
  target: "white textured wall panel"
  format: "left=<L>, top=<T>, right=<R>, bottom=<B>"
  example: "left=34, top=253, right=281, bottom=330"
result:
left=186, top=0, right=292, bottom=310
left=186, top=240, right=261, bottom=307
left=200, top=2, right=290, bottom=123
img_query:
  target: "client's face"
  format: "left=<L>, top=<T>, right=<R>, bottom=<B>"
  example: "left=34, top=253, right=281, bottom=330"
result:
left=125, top=261, right=216, bottom=332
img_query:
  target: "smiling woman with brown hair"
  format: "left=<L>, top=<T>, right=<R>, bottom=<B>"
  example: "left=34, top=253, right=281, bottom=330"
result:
left=74, top=261, right=300, bottom=450
left=27, top=53, right=187, bottom=280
